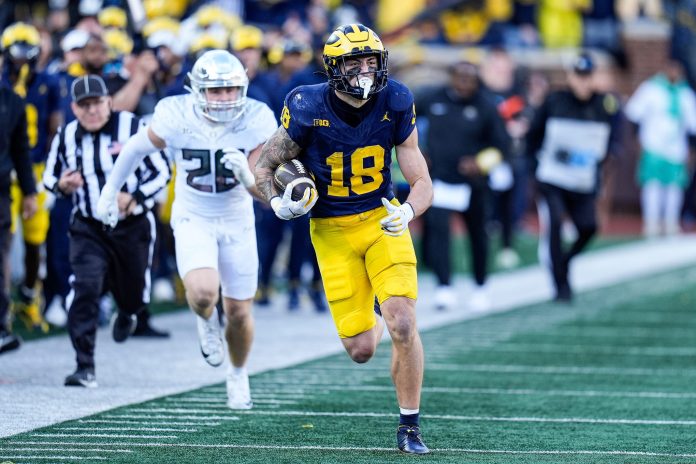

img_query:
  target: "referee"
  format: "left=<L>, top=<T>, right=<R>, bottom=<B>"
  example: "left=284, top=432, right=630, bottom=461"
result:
left=43, top=75, right=170, bottom=387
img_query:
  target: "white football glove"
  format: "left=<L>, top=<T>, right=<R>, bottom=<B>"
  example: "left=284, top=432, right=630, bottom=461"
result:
left=96, top=186, right=119, bottom=228
left=380, top=197, right=414, bottom=237
left=270, top=181, right=318, bottom=220
left=221, top=148, right=255, bottom=188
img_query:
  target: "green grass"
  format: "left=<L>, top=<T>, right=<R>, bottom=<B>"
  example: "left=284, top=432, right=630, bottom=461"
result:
left=12, top=232, right=637, bottom=343
left=3, top=264, right=696, bottom=463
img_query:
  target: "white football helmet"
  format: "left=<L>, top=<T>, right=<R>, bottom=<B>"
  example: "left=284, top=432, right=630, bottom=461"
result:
left=188, top=49, right=248, bottom=123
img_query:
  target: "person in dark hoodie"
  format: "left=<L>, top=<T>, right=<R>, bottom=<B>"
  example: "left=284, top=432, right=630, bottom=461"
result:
left=0, top=79, right=38, bottom=354
left=417, top=60, right=510, bottom=311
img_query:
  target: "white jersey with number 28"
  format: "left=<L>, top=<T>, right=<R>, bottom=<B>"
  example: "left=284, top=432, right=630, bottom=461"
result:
left=150, top=93, right=277, bottom=217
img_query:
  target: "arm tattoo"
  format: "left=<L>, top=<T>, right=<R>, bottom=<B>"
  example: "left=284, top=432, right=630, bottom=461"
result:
left=255, top=126, right=302, bottom=201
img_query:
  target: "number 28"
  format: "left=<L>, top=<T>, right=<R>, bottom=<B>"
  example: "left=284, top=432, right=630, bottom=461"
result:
left=326, top=145, right=384, bottom=197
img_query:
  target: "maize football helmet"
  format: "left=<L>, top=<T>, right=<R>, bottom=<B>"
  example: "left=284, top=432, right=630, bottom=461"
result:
left=187, top=50, right=248, bottom=123
left=1, top=22, right=40, bottom=64
left=323, top=24, right=388, bottom=100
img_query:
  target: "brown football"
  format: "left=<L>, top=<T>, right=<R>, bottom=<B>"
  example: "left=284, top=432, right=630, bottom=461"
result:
left=273, top=160, right=316, bottom=201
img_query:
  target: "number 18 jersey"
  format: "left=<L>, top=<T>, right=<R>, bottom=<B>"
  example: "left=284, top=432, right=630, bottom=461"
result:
left=282, top=80, right=416, bottom=218
left=150, top=93, right=276, bottom=218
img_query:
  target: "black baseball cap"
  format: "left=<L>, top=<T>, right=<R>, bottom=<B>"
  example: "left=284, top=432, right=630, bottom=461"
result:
left=71, top=74, right=109, bottom=103
left=572, top=52, right=595, bottom=75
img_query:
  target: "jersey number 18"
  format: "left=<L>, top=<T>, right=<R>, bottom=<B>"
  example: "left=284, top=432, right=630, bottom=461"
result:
left=326, top=145, right=384, bottom=197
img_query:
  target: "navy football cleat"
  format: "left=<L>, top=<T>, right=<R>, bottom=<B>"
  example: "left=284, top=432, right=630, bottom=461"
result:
left=397, top=424, right=430, bottom=454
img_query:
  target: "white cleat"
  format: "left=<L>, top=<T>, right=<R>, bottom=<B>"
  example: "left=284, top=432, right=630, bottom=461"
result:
left=227, top=367, right=253, bottom=410
left=434, top=285, right=456, bottom=310
left=196, top=313, right=224, bottom=367
left=469, top=285, right=492, bottom=312
left=496, top=248, right=520, bottom=270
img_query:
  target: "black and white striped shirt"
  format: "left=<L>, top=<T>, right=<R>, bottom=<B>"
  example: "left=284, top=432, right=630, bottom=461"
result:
left=43, top=111, right=170, bottom=219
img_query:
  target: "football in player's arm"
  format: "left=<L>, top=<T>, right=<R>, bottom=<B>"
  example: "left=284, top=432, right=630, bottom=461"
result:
left=255, top=24, right=433, bottom=454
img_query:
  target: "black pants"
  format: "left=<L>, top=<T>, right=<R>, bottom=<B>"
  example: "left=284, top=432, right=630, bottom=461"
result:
left=67, top=212, right=155, bottom=370
left=0, top=195, right=10, bottom=331
left=536, top=183, right=597, bottom=294
left=424, top=187, right=488, bottom=287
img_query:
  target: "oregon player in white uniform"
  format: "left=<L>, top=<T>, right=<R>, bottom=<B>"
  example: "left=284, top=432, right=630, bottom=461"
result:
left=96, top=50, right=276, bottom=409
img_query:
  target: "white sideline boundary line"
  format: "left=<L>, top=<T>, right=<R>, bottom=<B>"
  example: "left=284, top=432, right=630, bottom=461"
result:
left=238, top=383, right=696, bottom=399
left=0, top=456, right=108, bottom=461
left=8, top=441, right=696, bottom=458
left=0, top=447, right=132, bottom=453
left=2, top=235, right=696, bottom=438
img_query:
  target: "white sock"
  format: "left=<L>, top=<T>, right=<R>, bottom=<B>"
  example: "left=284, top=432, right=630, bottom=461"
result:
left=400, top=408, right=419, bottom=415
left=231, top=366, right=247, bottom=376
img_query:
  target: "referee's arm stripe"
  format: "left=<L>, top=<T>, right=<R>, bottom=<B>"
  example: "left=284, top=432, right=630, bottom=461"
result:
left=137, top=151, right=170, bottom=199
left=43, top=130, right=63, bottom=192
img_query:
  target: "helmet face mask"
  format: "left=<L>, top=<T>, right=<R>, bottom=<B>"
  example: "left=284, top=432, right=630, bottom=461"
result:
left=323, top=24, right=388, bottom=100
left=187, top=50, right=249, bottom=123
left=2, top=22, right=41, bottom=71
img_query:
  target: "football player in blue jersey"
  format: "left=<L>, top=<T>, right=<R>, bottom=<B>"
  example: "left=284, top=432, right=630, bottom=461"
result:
left=1, top=23, right=62, bottom=332
left=255, top=24, right=433, bottom=454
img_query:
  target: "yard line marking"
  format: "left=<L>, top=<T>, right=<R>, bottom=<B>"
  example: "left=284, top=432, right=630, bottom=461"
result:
left=254, top=397, right=297, bottom=404
left=102, top=414, right=238, bottom=421
left=164, top=398, right=226, bottom=403
left=262, top=364, right=696, bottom=376
left=429, top=343, right=696, bottom=357
left=30, top=433, right=179, bottom=439
left=233, top=410, right=696, bottom=425
left=427, top=364, right=696, bottom=376
left=0, top=447, right=132, bottom=453
left=544, top=326, right=696, bottom=337
left=7, top=442, right=696, bottom=458
left=249, top=383, right=696, bottom=399
left=57, top=426, right=199, bottom=433
left=127, top=407, right=228, bottom=414
left=78, top=419, right=221, bottom=426
left=0, top=456, right=108, bottom=460
left=153, top=403, right=229, bottom=409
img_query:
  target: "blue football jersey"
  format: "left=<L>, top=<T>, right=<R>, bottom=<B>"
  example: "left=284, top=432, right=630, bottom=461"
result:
left=3, top=70, right=60, bottom=163
left=282, top=79, right=416, bottom=218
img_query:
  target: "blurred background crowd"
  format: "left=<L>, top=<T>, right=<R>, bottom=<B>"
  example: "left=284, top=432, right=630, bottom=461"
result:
left=1, top=0, right=696, bottom=337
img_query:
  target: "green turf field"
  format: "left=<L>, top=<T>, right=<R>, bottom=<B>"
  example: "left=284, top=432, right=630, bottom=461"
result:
left=10, top=231, right=635, bottom=343
left=4, top=264, right=695, bottom=463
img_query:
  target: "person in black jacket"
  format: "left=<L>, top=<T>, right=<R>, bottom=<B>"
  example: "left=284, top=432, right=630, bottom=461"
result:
left=0, top=84, right=37, bottom=354
left=526, top=52, right=621, bottom=302
left=418, top=61, right=510, bottom=311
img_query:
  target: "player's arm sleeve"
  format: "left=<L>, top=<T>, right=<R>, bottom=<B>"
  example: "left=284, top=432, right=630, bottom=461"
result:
left=103, top=125, right=160, bottom=196
left=10, top=101, right=37, bottom=196
left=281, top=89, right=311, bottom=148
left=393, top=87, right=417, bottom=146
left=133, top=150, right=171, bottom=204
left=43, top=128, right=63, bottom=193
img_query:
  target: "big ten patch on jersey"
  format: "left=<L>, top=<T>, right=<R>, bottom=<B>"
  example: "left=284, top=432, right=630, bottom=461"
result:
left=283, top=81, right=416, bottom=218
